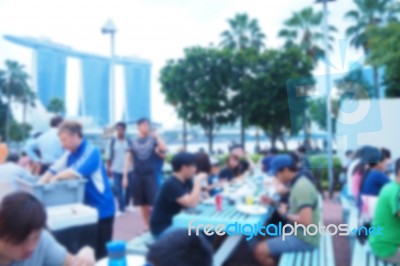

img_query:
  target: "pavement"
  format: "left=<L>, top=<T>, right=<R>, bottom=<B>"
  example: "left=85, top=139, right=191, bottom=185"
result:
left=112, top=193, right=350, bottom=266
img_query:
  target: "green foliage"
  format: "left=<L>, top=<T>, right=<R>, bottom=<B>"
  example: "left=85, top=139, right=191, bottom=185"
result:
left=47, top=97, right=65, bottom=114
left=9, top=122, right=32, bottom=143
left=278, top=6, right=337, bottom=63
left=367, top=23, right=400, bottom=97
left=160, top=47, right=236, bottom=151
left=309, top=154, right=342, bottom=190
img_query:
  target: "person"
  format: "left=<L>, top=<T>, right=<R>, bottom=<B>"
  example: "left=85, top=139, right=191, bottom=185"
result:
left=208, top=157, right=222, bottom=196
left=25, top=116, right=64, bottom=175
left=369, top=158, right=400, bottom=263
left=105, top=122, right=132, bottom=213
left=123, top=118, right=167, bottom=229
left=0, top=192, right=95, bottom=266
left=360, top=148, right=392, bottom=197
left=150, top=152, right=207, bottom=237
left=262, top=148, right=277, bottom=174
left=146, top=228, right=213, bottom=266
left=254, top=155, right=320, bottom=266
left=296, top=146, right=311, bottom=170
left=0, top=152, right=31, bottom=180
left=219, top=146, right=254, bottom=182
left=17, top=152, right=31, bottom=171
left=39, top=121, right=115, bottom=259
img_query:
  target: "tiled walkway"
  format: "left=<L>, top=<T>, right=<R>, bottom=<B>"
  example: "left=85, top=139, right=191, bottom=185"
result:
left=113, top=195, right=350, bottom=266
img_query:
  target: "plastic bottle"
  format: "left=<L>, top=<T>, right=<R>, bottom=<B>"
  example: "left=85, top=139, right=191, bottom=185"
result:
left=107, top=241, right=127, bottom=266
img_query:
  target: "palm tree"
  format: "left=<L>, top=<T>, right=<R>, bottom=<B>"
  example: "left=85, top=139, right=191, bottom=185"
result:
left=0, top=60, right=33, bottom=142
left=220, top=13, right=266, bottom=52
left=220, top=13, right=265, bottom=148
left=345, top=0, right=398, bottom=98
left=279, top=7, right=338, bottom=63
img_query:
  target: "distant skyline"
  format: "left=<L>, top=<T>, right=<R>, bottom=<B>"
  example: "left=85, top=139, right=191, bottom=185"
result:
left=0, top=0, right=363, bottom=129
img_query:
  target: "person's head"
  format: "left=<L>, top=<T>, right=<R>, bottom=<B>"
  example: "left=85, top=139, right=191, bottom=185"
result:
left=345, top=150, right=354, bottom=159
left=6, top=153, right=19, bottom=164
left=366, top=147, right=391, bottom=172
left=210, top=157, right=221, bottom=175
left=50, top=116, right=63, bottom=128
left=227, top=153, right=240, bottom=169
left=195, top=152, right=211, bottom=174
left=147, top=228, right=213, bottom=266
left=137, top=118, right=150, bottom=136
left=58, top=121, right=83, bottom=151
left=297, top=146, right=307, bottom=155
left=0, top=192, right=46, bottom=262
left=0, top=143, right=9, bottom=164
left=172, top=152, right=197, bottom=179
left=270, top=154, right=298, bottom=183
left=115, top=122, right=126, bottom=138
left=395, top=158, right=400, bottom=181
left=230, top=145, right=244, bottom=158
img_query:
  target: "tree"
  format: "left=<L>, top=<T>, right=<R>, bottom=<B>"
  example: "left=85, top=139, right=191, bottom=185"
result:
left=279, top=7, right=337, bottom=63
left=160, top=47, right=235, bottom=152
left=345, top=0, right=398, bottom=98
left=367, top=22, right=400, bottom=97
left=0, top=60, right=33, bottom=142
left=47, top=97, right=65, bottom=115
left=220, top=13, right=266, bottom=148
left=220, top=13, right=265, bottom=52
left=248, top=47, right=314, bottom=149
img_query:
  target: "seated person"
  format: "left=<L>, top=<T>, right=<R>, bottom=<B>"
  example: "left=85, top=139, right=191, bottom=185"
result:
left=369, top=158, right=400, bottom=264
left=0, top=192, right=94, bottom=266
left=150, top=152, right=207, bottom=237
left=219, top=146, right=254, bottom=182
left=361, top=148, right=391, bottom=197
left=147, top=228, right=213, bottom=266
left=208, top=157, right=222, bottom=196
left=261, top=148, right=277, bottom=174
left=254, top=155, right=320, bottom=266
left=0, top=152, right=31, bottom=180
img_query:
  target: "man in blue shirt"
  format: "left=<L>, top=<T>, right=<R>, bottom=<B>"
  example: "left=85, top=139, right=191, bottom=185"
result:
left=39, top=121, right=115, bottom=260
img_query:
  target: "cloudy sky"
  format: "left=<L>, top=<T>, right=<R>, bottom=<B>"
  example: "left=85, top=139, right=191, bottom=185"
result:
left=0, top=0, right=363, bottom=129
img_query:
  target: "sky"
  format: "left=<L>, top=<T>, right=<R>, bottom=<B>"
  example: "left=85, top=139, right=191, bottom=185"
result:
left=0, top=0, right=363, bottom=129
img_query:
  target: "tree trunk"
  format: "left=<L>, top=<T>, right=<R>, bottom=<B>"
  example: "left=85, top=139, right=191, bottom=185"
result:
left=270, top=134, right=277, bottom=149
left=279, top=135, right=287, bottom=151
left=183, top=119, right=187, bottom=150
left=255, top=128, right=260, bottom=153
left=240, top=111, right=245, bottom=150
left=5, top=85, right=10, bottom=142
left=373, top=66, right=379, bottom=98
left=207, top=124, right=214, bottom=154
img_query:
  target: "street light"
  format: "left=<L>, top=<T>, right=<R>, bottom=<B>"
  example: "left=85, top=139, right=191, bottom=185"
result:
left=316, top=0, right=335, bottom=197
left=101, top=19, right=117, bottom=125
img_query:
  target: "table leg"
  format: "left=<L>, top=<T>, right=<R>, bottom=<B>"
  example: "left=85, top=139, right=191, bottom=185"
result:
left=213, top=235, right=242, bottom=266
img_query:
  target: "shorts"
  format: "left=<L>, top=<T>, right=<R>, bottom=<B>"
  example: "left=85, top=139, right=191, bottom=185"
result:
left=132, top=172, right=158, bottom=206
left=266, top=236, right=316, bottom=257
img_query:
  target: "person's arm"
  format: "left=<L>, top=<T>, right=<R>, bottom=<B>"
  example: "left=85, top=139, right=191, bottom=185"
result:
left=64, top=246, right=95, bottom=266
left=153, top=131, right=167, bottom=153
left=176, top=173, right=207, bottom=208
left=48, top=169, right=81, bottom=183
left=105, top=139, right=112, bottom=175
left=38, top=152, right=69, bottom=184
left=24, top=139, right=40, bottom=163
left=122, top=151, right=133, bottom=188
left=284, top=206, right=313, bottom=226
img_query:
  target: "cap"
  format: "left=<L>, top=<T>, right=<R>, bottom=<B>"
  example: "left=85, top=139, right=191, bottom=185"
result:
left=270, top=154, right=294, bottom=176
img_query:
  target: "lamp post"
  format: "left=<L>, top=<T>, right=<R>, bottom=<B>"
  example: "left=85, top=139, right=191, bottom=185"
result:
left=101, top=19, right=117, bottom=125
left=316, top=0, right=335, bottom=197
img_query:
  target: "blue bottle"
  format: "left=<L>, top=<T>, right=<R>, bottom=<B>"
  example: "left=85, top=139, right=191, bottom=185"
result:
left=107, top=241, right=127, bottom=266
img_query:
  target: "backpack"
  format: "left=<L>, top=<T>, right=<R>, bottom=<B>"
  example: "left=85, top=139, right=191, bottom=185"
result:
left=108, top=137, right=133, bottom=164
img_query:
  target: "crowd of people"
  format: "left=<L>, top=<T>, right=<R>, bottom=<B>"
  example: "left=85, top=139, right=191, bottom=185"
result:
left=1, top=114, right=398, bottom=265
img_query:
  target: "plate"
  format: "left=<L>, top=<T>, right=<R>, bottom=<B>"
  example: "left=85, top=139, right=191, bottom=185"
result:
left=236, top=204, right=267, bottom=215
left=202, top=197, right=215, bottom=205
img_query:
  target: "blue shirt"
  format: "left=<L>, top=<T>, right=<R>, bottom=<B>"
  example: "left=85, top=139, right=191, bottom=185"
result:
left=49, top=139, right=115, bottom=219
left=361, top=169, right=391, bottom=196
left=25, top=128, right=64, bottom=164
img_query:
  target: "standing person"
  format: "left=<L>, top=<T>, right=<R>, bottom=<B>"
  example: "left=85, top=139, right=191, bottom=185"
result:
left=123, top=118, right=167, bottom=230
left=25, top=116, right=64, bottom=175
left=296, top=145, right=311, bottom=170
left=0, top=192, right=95, bottom=266
left=105, top=122, right=132, bottom=214
left=369, top=158, right=400, bottom=263
left=39, top=121, right=115, bottom=260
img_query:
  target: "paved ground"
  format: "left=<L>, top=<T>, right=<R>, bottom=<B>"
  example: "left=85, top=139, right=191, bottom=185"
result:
left=112, top=193, right=350, bottom=266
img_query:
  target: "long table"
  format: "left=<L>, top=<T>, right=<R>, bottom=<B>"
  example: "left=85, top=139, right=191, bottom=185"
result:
left=173, top=200, right=273, bottom=266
